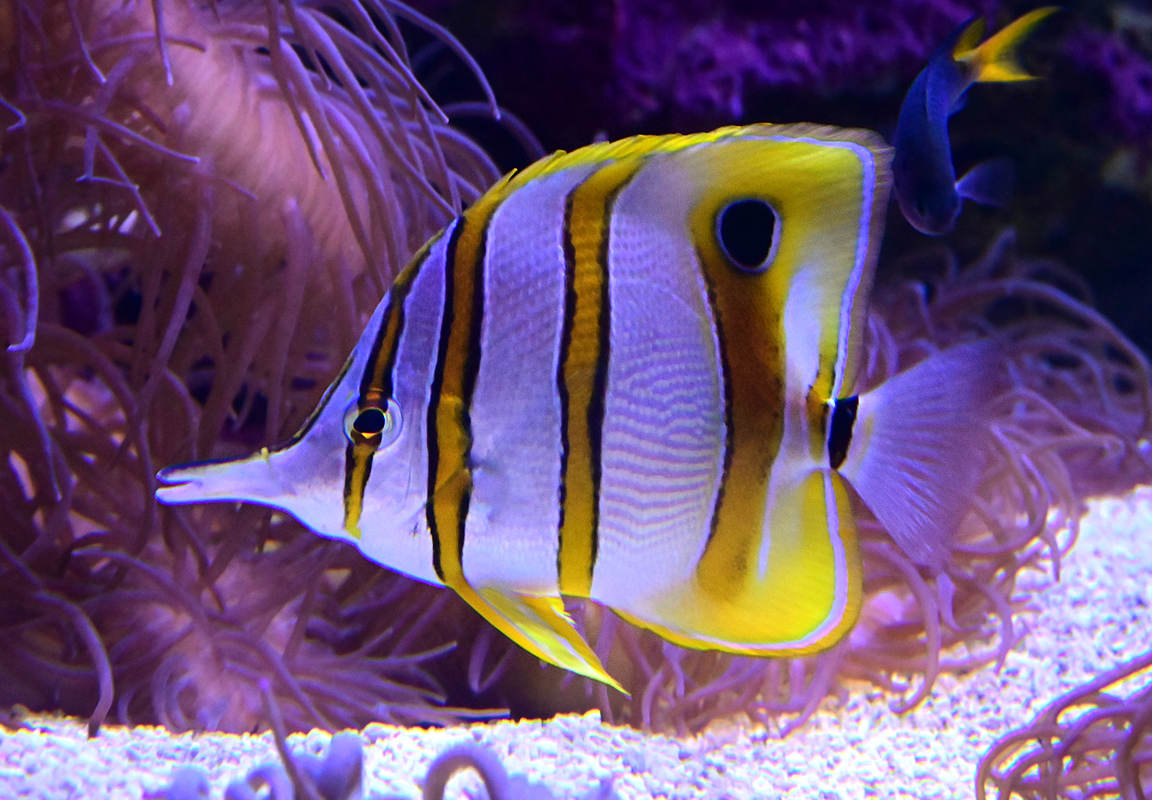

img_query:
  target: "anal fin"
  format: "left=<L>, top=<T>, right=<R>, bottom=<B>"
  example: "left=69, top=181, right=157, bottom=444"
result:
left=452, top=581, right=626, bottom=694
left=618, top=470, right=862, bottom=657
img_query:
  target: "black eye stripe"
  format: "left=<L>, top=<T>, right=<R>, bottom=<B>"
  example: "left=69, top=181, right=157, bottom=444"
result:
left=717, top=199, right=778, bottom=272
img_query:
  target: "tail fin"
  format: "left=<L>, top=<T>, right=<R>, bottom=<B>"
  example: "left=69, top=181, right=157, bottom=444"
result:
left=838, top=339, right=1006, bottom=571
left=957, top=7, right=1058, bottom=83
left=951, top=17, right=987, bottom=61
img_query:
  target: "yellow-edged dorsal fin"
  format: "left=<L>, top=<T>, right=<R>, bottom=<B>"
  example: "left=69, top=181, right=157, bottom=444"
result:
left=453, top=582, right=626, bottom=694
left=500, top=124, right=884, bottom=202
left=957, top=7, right=1058, bottom=83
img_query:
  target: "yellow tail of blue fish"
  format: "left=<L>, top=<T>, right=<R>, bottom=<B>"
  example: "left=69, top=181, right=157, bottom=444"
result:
left=954, top=7, right=1058, bottom=83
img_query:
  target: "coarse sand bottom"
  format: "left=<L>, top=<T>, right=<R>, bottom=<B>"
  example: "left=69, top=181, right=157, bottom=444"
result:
left=3, top=487, right=1152, bottom=800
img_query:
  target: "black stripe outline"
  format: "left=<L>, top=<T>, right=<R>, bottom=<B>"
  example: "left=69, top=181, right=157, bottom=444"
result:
left=585, top=183, right=622, bottom=578
left=694, top=247, right=735, bottom=550
left=455, top=219, right=490, bottom=567
left=827, top=395, right=858, bottom=470
left=425, top=220, right=466, bottom=580
left=555, top=192, right=578, bottom=581
left=555, top=168, right=644, bottom=588
left=340, top=248, right=431, bottom=532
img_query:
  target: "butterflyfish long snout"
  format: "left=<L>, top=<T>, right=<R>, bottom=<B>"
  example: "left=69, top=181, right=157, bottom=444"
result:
left=157, top=124, right=998, bottom=690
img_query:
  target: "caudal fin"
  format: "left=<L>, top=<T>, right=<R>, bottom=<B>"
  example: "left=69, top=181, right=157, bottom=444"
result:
left=957, top=7, right=1058, bottom=84
left=838, top=339, right=1006, bottom=571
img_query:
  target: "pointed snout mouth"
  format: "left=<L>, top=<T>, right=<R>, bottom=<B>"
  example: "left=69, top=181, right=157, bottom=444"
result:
left=154, top=450, right=361, bottom=545
left=155, top=461, right=229, bottom=505
left=154, top=463, right=212, bottom=504
left=154, top=451, right=283, bottom=506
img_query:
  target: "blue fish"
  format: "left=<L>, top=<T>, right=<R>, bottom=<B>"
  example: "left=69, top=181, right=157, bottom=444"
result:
left=893, top=7, right=1057, bottom=235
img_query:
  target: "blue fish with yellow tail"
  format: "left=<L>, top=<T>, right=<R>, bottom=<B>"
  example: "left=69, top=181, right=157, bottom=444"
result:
left=156, top=125, right=995, bottom=691
left=894, top=7, right=1057, bottom=235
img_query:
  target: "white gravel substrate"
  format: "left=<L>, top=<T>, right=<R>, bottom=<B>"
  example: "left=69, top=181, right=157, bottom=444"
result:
left=3, top=487, right=1151, bottom=800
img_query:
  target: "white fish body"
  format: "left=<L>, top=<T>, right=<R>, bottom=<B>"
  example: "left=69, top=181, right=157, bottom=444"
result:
left=157, top=125, right=992, bottom=690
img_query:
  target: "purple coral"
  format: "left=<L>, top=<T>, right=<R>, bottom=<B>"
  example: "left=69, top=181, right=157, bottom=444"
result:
left=407, top=0, right=1005, bottom=146
left=1064, top=27, right=1152, bottom=143
left=612, top=0, right=1001, bottom=123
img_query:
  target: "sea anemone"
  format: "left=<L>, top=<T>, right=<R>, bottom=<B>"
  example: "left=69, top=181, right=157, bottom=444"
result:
left=3, top=0, right=1151, bottom=769
left=0, top=0, right=506, bottom=734
left=977, top=649, right=1152, bottom=799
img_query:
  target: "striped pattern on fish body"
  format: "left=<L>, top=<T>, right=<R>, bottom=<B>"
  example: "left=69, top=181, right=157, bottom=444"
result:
left=157, top=124, right=990, bottom=690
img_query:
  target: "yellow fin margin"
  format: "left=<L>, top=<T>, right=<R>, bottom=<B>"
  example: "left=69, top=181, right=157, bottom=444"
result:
left=451, top=581, right=626, bottom=694
left=493, top=123, right=889, bottom=203
left=620, top=471, right=862, bottom=658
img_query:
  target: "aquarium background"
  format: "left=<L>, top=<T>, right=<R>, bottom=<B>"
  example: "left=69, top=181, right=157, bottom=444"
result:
left=415, top=0, right=1152, bottom=358
left=1, top=0, right=1151, bottom=797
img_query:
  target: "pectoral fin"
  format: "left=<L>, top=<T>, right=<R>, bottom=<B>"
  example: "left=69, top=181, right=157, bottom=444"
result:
left=452, top=581, right=625, bottom=693
left=956, top=158, right=1014, bottom=207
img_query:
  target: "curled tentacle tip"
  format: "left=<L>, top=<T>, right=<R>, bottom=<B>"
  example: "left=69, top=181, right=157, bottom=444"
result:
left=148, top=765, right=211, bottom=800
left=299, top=731, right=364, bottom=800
left=227, top=764, right=295, bottom=800
left=417, top=740, right=613, bottom=800
left=420, top=742, right=513, bottom=800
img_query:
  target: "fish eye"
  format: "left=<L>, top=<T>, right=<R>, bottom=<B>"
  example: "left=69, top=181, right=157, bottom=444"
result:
left=354, top=407, right=387, bottom=435
left=716, top=198, right=780, bottom=273
left=344, top=398, right=401, bottom=448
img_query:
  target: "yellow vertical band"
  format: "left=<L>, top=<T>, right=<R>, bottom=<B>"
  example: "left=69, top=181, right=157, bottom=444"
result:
left=342, top=443, right=375, bottom=538
left=556, top=158, right=645, bottom=596
left=426, top=196, right=504, bottom=585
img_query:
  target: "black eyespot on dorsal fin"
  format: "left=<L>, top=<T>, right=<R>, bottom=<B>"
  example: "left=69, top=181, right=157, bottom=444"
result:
left=828, top=396, right=859, bottom=470
left=716, top=198, right=779, bottom=273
